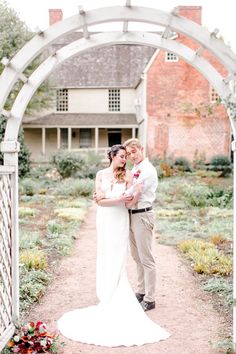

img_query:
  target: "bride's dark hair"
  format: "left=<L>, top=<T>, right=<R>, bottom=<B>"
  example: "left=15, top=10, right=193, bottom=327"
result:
left=107, top=144, right=126, bottom=183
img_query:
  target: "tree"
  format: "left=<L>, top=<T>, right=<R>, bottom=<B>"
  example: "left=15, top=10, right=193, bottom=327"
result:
left=0, top=1, right=53, bottom=176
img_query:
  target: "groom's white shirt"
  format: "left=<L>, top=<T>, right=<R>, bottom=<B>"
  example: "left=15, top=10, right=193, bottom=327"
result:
left=131, top=158, right=158, bottom=209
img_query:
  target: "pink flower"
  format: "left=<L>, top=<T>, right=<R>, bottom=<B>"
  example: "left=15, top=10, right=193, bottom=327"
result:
left=133, top=169, right=141, bottom=179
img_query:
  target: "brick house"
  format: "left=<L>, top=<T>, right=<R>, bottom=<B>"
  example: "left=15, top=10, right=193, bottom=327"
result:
left=23, top=6, right=231, bottom=163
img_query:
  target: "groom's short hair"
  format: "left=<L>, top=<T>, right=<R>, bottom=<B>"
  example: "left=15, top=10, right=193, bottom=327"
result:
left=123, top=138, right=142, bottom=149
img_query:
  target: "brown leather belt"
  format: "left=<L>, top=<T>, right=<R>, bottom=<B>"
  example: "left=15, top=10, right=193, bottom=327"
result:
left=128, top=207, right=152, bottom=214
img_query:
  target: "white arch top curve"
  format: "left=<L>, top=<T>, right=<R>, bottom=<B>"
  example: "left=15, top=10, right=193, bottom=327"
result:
left=0, top=5, right=236, bottom=115
left=6, top=31, right=236, bottom=140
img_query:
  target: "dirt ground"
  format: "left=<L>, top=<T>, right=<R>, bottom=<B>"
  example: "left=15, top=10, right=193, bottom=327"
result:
left=27, top=203, right=228, bottom=354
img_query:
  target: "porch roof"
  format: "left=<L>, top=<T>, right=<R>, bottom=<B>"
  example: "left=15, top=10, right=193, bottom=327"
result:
left=23, top=113, right=138, bottom=127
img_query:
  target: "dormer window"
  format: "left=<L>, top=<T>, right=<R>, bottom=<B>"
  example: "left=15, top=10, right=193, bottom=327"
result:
left=210, top=87, right=220, bottom=103
left=56, top=89, right=68, bottom=111
left=165, top=52, right=179, bottom=62
left=108, top=89, right=120, bottom=112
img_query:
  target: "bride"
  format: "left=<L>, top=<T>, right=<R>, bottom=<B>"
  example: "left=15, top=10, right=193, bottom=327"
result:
left=57, top=144, right=170, bottom=347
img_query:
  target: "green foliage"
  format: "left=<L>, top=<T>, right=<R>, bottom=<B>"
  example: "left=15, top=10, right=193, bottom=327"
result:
left=19, top=267, right=49, bottom=311
left=208, top=155, right=232, bottom=177
left=174, top=156, right=191, bottom=172
left=184, top=185, right=212, bottom=207
left=202, top=277, right=232, bottom=307
left=52, top=150, right=85, bottom=178
left=52, top=150, right=103, bottom=179
left=0, top=1, right=53, bottom=112
left=47, top=233, right=74, bottom=256
left=29, top=165, right=51, bottom=179
left=210, top=155, right=231, bottom=166
left=0, top=1, right=30, bottom=70
left=184, top=184, right=232, bottom=208
left=47, top=219, right=63, bottom=234
left=54, top=178, right=94, bottom=197
left=0, top=117, right=31, bottom=178
left=76, top=151, right=103, bottom=179
left=20, top=231, right=42, bottom=250
left=19, top=178, right=38, bottom=196
left=19, top=207, right=37, bottom=218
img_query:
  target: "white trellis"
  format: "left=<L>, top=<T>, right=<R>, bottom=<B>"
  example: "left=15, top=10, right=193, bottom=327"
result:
left=0, top=166, right=18, bottom=350
left=0, top=3, right=236, bottom=350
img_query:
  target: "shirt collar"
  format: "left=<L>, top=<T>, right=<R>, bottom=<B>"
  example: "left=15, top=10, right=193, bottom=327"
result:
left=134, top=157, right=148, bottom=168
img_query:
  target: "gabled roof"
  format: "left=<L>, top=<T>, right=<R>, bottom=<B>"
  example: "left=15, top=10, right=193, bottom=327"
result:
left=49, top=32, right=156, bottom=88
left=23, top=113, right=138, bottom=126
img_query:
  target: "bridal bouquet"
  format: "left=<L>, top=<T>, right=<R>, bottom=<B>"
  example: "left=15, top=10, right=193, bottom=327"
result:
left=3, top=321, right=62, bottom=353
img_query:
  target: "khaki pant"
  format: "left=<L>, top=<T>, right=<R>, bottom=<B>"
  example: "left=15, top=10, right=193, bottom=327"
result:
left=129, top=210, right=156, bottom=302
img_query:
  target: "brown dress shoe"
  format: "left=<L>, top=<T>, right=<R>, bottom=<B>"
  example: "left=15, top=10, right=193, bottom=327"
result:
left=140, top=300, right=155, bottom=311
left=135, top=293, right=145, bottom=303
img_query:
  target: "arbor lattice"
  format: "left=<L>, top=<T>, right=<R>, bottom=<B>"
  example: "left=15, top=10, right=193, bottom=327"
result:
left=0, top=167, right=17, bottom=349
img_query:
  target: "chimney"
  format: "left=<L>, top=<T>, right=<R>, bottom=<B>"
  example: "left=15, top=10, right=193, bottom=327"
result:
left=49, top=9, right=63, bottom=26
left=177, top=6, right=202, bottom=25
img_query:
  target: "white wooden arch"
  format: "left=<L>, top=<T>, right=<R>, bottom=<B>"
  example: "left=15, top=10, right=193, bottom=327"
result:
left=0, top=4, right=236, bottom=350
left=4, top=31, right=236, bottom=140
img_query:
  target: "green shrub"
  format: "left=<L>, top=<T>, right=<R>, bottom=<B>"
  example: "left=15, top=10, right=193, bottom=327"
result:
left=210, top=155, right=231, bottom=166
left=19, top=268, right=49, bottom=311
left=48, top=233, right=74, bottom=256
left=174, top=157, right=191, bottom=172
left=20, top=231, right=42, bottom=249
left=19, top=207, right=37, bottom=218
left=47, top=219, right=63, bottom=234
left=29, top=165, right=51, bottom=179
left=202, top=277, right=232, bottom=307
left=76, top=151, right=103, bottom=179
left=52, top=150, right=85, bottom=178
left=184, top=185, right=212, bottom=207
left=184, top=184, right=232, bottom=208
left=54, top=178, right=94, bottom=197
left=19, top=178, right=38, bottom=196
left=207, top=155, right=232, bottom=177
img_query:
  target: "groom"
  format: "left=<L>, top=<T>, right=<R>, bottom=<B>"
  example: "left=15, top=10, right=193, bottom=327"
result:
left=123, top=138, right=158, bottom=311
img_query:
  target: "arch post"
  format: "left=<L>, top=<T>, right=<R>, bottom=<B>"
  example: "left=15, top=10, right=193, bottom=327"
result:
left=1, top=141, right=20, bottom=321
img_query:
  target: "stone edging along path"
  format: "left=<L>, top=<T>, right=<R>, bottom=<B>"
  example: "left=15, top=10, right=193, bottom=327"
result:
left=27, top=203, right=227, bottom=354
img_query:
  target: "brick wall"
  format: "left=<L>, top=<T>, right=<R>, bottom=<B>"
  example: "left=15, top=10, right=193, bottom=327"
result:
left=146, top=6, right=231, bottom=162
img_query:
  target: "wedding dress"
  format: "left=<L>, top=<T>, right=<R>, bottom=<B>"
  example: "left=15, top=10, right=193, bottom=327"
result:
left=57, top=174, right=170, bottom=347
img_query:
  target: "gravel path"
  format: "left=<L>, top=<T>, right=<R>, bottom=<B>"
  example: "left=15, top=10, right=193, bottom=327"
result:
left=27, top=203, right=227, bottom=354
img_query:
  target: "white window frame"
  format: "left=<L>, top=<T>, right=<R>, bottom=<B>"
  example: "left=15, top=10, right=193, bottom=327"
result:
left=56, top=88, right=68, bottom=112
left=210, top=86, right=220, bottom=103
left=165, top=51, right=179, bottom=62
left=108, top=89, right=120, bottom=112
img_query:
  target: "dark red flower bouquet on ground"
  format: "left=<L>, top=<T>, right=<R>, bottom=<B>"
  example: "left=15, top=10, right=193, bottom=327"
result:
left=3, top=321, right=62, bottom=353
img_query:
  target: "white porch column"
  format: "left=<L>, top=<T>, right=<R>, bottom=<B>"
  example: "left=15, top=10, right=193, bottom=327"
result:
left=68, top=127, right=72, bottom=150
left=57, top=128, right=61, bottom=149
left=132, top=127, right=136, bottom=139
left=95, top=127, right=99, bottom=153
left=42, top=127, right=46, bottom=155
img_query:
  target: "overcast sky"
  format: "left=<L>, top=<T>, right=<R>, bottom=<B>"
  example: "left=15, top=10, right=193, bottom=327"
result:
left=4, top=0, right=236, bottom=52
